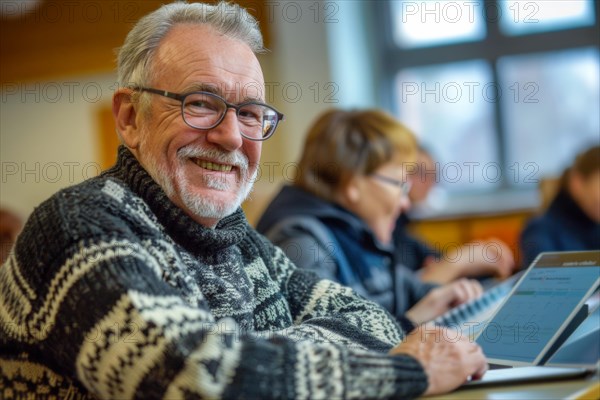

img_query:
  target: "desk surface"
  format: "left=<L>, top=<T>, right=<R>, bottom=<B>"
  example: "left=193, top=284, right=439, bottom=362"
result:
left=427, top=372, right=600, bottom=400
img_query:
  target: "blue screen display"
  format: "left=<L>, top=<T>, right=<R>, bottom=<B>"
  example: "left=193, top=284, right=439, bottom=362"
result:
left=477, top=265, right=600, bottom=363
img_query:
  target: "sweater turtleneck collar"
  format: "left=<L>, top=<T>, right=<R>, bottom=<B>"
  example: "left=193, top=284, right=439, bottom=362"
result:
left=101, top=146, right=249, bottom=254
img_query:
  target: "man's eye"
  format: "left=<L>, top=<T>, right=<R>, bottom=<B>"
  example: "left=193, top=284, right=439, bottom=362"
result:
left=239, top=110, right=261, bottom=120
left=189, top=101, right=209, bottom=108
left=187, top=100, right=221, bottom=114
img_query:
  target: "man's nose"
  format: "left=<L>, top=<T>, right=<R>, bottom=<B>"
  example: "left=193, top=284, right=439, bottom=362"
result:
left=205, top=109, right=244, bottom=151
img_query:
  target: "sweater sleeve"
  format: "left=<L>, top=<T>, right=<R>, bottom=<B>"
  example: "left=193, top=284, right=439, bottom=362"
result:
left=255, top=227, right=407, bottom=344
left=0, top=195, right=428, bottom=399
left=276, top=247, right=406, bottom=344
left=230, top=242, right=429, bottom=399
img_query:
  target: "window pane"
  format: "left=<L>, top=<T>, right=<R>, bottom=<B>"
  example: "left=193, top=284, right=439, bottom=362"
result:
left=395, top=60, right=500, bottom=193
left=392, top=0, right=486, bottom=48
left=498, top=47, right=600, bottom=186
left=499, top=0, right=595, bottom=36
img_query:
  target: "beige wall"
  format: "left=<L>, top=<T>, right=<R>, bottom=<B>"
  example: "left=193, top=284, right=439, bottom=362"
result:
left=1, top=74, right=115, bottom=218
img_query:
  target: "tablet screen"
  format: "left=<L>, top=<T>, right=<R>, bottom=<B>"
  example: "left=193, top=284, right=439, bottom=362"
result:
left=476, top=251, right=600, bottom=364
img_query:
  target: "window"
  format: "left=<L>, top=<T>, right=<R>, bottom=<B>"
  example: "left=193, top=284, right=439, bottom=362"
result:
left=392, top=0, right=486, bottom=48
left=378, top=0, right=599, bottom=201
left=396, top=59, right=499, bottom=192
left=498, top=47, right=599, bottom=181
left=499, top=0, right=595, bottom=36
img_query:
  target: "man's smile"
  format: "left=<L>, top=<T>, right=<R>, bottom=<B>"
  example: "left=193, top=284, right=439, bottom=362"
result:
left=191, top=158, right=236, bottom=173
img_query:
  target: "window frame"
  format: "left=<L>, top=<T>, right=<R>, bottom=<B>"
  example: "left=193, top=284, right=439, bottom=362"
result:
left=375, top=0, right=600, bottom=192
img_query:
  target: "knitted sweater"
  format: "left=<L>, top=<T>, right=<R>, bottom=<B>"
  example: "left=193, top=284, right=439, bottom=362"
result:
left=0, top=147, right=428, bottom=400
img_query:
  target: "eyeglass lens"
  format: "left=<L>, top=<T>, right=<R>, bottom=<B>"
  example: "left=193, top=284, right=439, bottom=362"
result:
left=183, top=92, right=278, bottom=139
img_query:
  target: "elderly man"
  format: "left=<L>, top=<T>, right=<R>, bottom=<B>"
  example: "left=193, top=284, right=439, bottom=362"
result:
left=0, top=2, right=486, bottom=399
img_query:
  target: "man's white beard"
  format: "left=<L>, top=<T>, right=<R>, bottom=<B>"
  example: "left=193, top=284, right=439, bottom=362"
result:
left=141, top=141, right=256, bottom=222
left=176, top=153, right=257, bottom=220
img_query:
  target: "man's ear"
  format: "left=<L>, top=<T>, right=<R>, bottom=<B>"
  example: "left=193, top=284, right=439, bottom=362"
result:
left=113, top=89, right=142, bottom=149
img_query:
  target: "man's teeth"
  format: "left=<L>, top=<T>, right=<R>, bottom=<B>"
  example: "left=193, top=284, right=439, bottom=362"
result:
left=196, top=160, right=233, bottom=172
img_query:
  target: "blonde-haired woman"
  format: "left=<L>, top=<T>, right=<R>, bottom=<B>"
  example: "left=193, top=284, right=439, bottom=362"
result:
left=257, top=108, right=483, bottom=328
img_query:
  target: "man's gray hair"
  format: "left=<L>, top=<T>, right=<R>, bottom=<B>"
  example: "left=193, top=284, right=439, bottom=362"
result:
left=117, top=1, right=264, bottom=89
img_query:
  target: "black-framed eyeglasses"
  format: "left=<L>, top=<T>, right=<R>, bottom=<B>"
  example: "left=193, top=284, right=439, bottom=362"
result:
left=134, top=87, right=284, bottom=141
left=371, top=174, right=412, bottom=197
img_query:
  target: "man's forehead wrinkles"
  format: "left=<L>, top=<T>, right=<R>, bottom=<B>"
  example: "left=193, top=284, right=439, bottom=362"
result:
left=152, top=44, right=265, bottom=103
left=180, top=82, right=265, bottom=103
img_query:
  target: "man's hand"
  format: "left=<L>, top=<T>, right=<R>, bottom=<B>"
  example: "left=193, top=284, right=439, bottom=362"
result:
left=405, top=279, right=483, bottom=325
left=390, top=325, right=488, bottom=396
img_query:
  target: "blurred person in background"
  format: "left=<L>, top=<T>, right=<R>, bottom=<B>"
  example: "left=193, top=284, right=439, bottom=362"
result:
left=520, top=145, right=600, bottom=266
left=257, top=108, right=485, bottom=329
left=393, top=148, right=515, bottom=284
left=0, top=208, right=22, bottom=264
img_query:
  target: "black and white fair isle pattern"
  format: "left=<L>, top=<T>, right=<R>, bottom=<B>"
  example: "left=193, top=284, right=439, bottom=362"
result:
left=0, top=147, right=427, bottom=399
